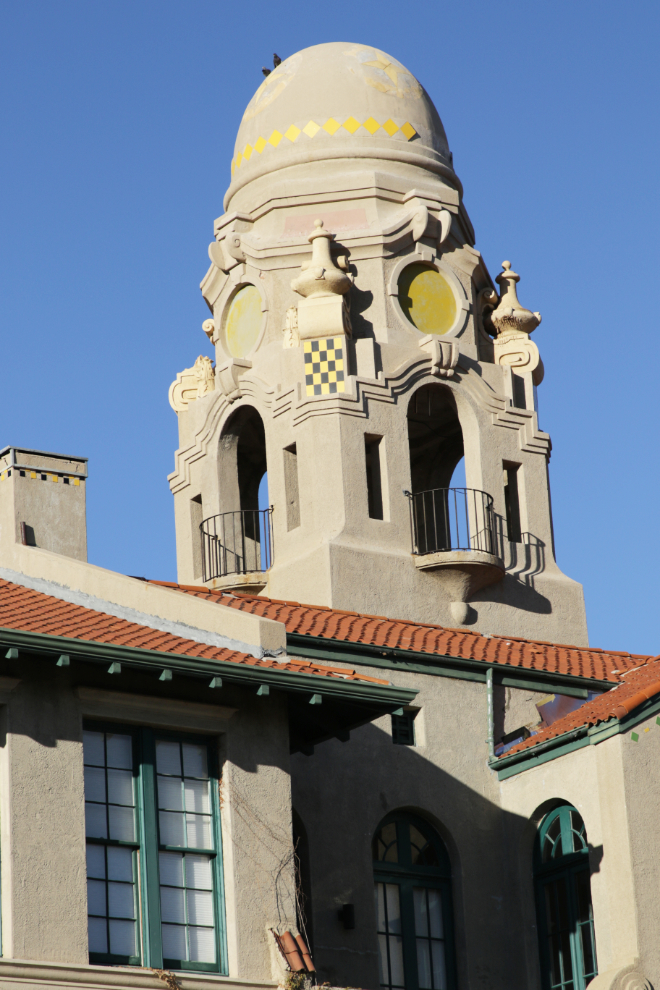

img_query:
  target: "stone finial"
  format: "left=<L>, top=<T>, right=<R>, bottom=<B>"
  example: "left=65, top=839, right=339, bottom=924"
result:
left=490, top=261, right=541, bottom=337
left=289, top=220, right=352, bottom=340
left=291, top=220, right=352, bottom=299
left=489, top=261, right=543, bottom=383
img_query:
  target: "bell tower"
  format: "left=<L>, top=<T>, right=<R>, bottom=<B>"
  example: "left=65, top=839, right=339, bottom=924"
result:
left=168, top=42, right=588, bottom=645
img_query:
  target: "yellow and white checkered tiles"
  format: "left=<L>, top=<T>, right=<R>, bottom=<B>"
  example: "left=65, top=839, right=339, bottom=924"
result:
left=304, top=337, right=346, bottom=396
left=0, top=469, right=82, bottom=485
left=232, top=117, right=417, bottom=175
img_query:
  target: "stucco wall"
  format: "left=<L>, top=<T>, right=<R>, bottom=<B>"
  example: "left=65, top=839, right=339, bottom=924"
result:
left=620, top=713, right=660, bottom=984
left=0, top=663, right=296, bottom=987
left=291, top=666, right=543, bottom=990
left=499, top=735, right=640, bottom=988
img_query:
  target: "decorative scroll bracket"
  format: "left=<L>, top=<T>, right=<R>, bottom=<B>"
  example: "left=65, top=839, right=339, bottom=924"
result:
left=169, top=355, right=216, bottom=413
left=216, top=358, right=253, bottom=403
left=419, top=335, right=459, bottom=378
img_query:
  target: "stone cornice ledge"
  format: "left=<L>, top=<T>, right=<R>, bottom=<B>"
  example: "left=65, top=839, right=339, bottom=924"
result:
left=0, top=958, right=276, bottom=990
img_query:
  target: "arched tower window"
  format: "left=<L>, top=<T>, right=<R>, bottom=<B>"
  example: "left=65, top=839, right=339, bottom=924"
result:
left=406, top=385, right=465, bottom=555
left=203, top=405, right=271, bottom=581
left=534, top=806, right=598, bottom=990
left=373, top=812, right=455, bottom=990
left=219, top=405, right=268, bottom=515
left=407, top=385, right=463, bottom=494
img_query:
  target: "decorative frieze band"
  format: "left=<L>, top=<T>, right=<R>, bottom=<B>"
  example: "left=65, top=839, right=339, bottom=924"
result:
left=232, top=117, right=418, bottom=174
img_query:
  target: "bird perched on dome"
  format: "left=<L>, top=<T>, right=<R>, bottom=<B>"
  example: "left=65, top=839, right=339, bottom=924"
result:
left=262, top=54, right=282, bottom=76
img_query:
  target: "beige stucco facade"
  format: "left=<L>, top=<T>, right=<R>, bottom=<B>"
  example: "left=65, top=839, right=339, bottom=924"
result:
left=289, top=654, right=660, bottom=990
left=0, top=655, right=299, bottom=990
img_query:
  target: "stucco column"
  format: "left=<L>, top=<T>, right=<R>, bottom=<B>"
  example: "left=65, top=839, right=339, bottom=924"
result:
left=219, top=693, right=297, bottom=981
left=0, top=680, right=88, bottom=963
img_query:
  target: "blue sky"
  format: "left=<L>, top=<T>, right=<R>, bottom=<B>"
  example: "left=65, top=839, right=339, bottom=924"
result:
left=1, top=1, right=658, bottom=654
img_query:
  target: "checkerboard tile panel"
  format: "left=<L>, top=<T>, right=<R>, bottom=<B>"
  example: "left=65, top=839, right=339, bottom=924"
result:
left=303, top=338, right=346, bottom=396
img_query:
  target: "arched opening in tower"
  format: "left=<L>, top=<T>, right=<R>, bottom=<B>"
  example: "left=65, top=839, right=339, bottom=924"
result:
left=218, top=405, right=269, bottom=554
left=407, top=385, right=465, bottom=553
left=407, top=385, right=464, bottom=492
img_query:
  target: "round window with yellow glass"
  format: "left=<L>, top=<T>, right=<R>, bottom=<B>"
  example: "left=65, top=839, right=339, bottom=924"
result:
left=397, top=263, right=457, bottom=336
left=223, top=284, right=263, bottom=358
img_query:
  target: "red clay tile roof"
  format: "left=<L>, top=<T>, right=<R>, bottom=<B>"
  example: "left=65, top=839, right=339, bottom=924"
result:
left=0, top=579, right=387, bottom=685
left=148, top=583, right=651, bottom=684
left=505, top=658, right=660, bottom=756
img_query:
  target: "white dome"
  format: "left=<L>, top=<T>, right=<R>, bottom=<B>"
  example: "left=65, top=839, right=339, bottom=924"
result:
left=226, top=42, right=457, bottom=204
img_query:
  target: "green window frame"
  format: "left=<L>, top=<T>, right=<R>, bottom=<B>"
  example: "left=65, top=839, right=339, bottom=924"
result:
left=373, top=812, right=456, bottom=990
left=83, top=721, right=227, bottom=973
left=534, top=805, right=597, bottom=990
left=391, top=712, right=416, bottom=747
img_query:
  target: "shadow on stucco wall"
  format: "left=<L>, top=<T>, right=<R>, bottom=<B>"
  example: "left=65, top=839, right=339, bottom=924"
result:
left=291, top=719, right=604, bottom=990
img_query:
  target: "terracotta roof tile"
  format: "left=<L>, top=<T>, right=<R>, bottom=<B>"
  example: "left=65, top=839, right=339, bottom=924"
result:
left=0, top=579, right=387, bottom=686
left=148, top=582, right=651, bottom=685
left=505, top=658, right=660, bottom=756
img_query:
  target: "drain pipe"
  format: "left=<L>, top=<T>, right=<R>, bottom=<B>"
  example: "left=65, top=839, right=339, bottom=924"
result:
left=486, top=667, right=495, bottom=761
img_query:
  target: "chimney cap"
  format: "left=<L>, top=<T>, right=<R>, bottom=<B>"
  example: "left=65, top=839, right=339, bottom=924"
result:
left=0, top=446, right=88, bottom=478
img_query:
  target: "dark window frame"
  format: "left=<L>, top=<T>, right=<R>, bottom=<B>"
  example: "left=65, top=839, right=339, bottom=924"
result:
left=84, top=721, right=227, bottom=974
left=373, top=812, right=456, bottom=990
left=534, top=805, right=598, bottom=990
left=391, top=711, right=417, bottom=746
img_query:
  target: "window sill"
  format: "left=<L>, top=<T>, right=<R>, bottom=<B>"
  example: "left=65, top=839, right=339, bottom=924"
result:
left=0, top=958, right=277, bottom=990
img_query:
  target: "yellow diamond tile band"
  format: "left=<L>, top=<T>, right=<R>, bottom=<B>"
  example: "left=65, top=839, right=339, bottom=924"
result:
left=231, top=117, right=418, bottom=174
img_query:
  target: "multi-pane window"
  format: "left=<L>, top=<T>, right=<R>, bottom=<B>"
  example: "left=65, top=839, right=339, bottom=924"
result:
left=84, top=729, right=139, bottom=962
left=376, top=882, right=405, bottom=989
left=413, top=887, right=446, bottom=990
left=534, top=805, right=597, bottom=990
left=373, top=813, right=455, bottom=990
left=156, top=739, right=216, bottom=966
left=83, top=723, right=226, bottom=973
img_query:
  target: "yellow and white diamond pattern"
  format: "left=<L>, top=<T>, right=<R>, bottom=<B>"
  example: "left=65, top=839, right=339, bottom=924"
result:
left=232, top=117, right=417, bottom=175
left=304, top=338, right=345, bottom=396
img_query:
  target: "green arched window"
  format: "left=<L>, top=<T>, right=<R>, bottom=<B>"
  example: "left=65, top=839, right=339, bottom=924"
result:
left=534, top=806, right=598, bottom=990
left=373, top=813, right=455, bottom=990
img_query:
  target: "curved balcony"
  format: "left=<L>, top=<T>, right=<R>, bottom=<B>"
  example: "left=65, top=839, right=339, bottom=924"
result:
left=404, top=487, right=504, bottom=621
left=201, top=509, right=273, bottom=593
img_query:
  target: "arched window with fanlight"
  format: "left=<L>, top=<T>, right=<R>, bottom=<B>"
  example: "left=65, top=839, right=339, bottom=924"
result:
left=373, top=812, right=455, bottom=990
left=534, top=805, right=598, bottom=990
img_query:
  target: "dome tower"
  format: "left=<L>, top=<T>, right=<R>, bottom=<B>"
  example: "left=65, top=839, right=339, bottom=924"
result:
left=168, top=42, right=587, bottom=643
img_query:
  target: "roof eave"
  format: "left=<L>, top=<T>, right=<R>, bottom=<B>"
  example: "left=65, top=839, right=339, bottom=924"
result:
left=490, top=690, right=660, bottom=780
left=0, top=627, right=417, bottom=750
left=287, top=632, right=617, bottom=697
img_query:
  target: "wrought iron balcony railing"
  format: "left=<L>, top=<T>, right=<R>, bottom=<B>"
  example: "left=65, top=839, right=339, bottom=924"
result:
left=404, top=487, right=496, bottom=557
left=201, top=509, right=273, bottom=583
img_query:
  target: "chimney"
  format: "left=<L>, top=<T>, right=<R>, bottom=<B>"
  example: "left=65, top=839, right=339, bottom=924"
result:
left=0, top=446, right=88, bottom=561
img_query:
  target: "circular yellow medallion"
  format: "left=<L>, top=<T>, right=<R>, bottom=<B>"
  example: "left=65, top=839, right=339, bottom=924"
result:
left=397, top=263, right=457, bottom=335
left=224, top=285, right=263, bottom=358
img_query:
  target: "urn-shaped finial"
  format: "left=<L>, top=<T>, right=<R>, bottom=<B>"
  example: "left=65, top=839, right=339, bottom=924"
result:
left=490, top=261, right=542, bottom=337
left=290, top=220, right=352, bottom=299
